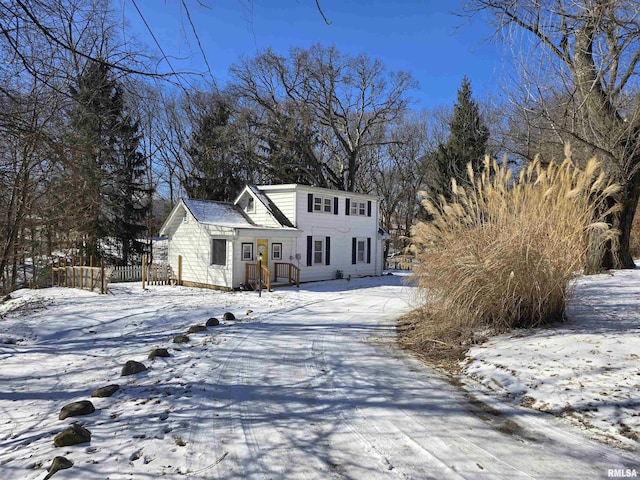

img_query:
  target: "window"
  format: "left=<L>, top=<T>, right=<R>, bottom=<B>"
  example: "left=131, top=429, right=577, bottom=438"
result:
left=310, top=194, right=337, bottom=214
left=357, top=240, right=366, bottom=263
left=246, top=196, right=255, bottom=213
left=352, top=237, right=371, bottom=265
left=211, top=239, right=227, bottom=266
left=272, top=243, right=282, bottom=260
left=313, top=240, right=324, bottom=264
left=349, top=200, right=367, bottom=216
left=242, top=243, right=254, bottom=261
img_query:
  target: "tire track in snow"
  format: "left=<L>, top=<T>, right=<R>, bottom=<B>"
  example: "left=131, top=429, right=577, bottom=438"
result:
left=182, top=294, right=348, bottom=479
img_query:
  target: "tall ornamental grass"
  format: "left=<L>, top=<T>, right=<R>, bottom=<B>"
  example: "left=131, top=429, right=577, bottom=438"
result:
left=409, top=151, right=620, bottom=354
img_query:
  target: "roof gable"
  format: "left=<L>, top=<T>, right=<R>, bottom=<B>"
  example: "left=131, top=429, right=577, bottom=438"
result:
left=246, top=185, right=295, bottom=228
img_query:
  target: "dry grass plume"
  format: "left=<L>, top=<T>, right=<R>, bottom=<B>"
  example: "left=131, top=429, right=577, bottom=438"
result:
left=404, top=148, right=620, bottom=365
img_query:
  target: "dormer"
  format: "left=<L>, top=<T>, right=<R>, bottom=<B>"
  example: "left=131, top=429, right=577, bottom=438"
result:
left=234, top=186, right=295, bottom=229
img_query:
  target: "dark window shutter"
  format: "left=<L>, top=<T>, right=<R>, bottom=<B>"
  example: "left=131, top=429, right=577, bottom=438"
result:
left=345, top=198, right=350, bottom=216
left=325, top=237, right=331, bottom=265
left=367, top=200, right=372, bottom=217
left=333, top=197, right=338, bottom=215
left=306, top=236, right=313, bottom=266
left=352, top=237, right=357, bottom=265
left=308, top=193, right=313, bottom=213
left=367, top=238, right=372, bottom=264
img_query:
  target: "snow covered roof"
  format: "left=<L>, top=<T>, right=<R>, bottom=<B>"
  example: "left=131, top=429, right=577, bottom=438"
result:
left=183, top=199, right=254, bottom=228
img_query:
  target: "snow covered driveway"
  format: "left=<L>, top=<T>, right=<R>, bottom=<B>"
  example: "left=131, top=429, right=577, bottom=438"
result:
left=0, top=275, right=637, bottom=479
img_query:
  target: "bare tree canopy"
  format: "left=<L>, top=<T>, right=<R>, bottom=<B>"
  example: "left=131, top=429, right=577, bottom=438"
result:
left=230, top=44, right=416, bottom=191
left=465, top=0, right=640, bottom=272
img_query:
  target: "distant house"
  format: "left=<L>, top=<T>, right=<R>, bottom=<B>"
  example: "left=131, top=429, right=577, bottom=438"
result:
left=158, top=184, right=386, bottom=290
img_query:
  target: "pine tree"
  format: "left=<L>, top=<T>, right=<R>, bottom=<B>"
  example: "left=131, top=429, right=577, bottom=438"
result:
left=185, top=95, right=245, bottom=201
left=431, top=77, right=489, bottom=201
left=108, top=114, right=151, bottom=264
left=67, top=60, right=150, bottom=262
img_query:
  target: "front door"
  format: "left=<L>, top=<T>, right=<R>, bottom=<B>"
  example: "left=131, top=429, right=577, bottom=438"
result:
left=257, top=238, right=268, bottom=268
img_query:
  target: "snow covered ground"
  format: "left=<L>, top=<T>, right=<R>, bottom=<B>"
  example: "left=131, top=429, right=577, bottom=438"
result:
left=0, top=273, right=638, bottom=479
left=462, top=266, right=640, bottom=452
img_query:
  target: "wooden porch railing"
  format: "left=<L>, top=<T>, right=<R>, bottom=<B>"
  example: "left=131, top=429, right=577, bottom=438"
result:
left=274, top=262, right=300, bottom=287
left=245, top=262, right=272, bottom=292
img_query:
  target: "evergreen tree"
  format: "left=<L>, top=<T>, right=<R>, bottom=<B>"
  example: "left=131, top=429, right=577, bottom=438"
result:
left=431, top=77, right=489, bottom=201
left=67, top=60, right=150, bottom=262
left=108, top=115, right=151, bottom=264
left=185, top=95, right=245, bottom=201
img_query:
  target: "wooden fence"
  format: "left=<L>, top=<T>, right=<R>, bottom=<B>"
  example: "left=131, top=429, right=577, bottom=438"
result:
left=384, top=255, right=414, bottom=270
left=50, top=255, right=181, bottom=293
left=51, top=258, right=109, bottom=294
left=111, top=255, right=178, bottom=287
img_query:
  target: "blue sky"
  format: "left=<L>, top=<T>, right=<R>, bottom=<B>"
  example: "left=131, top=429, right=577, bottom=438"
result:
left=120, top=0, right=506, bottom=110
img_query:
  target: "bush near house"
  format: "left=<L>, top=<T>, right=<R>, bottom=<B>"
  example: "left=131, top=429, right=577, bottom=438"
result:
left=403, top=151, right=620, bottom=366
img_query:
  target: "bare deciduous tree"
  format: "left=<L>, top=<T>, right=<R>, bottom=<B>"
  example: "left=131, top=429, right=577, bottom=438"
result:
left=231, top=44, right=416, bottom=191
left=465, top=0, right=640, bottom=272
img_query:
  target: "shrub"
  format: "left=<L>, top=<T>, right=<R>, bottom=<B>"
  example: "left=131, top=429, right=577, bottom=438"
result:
left=408, top=150, right=620, bottom=357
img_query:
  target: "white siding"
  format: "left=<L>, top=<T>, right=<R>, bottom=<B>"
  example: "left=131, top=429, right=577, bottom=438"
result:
left=233, top=235, right=300, bottom=287
left=237, top=191, right=281, bottom=228
left=166, top=206, right=235, bottom=288
left=260, top=190, right=296, bottom=226
left=292, top=187, right=380, bottom=282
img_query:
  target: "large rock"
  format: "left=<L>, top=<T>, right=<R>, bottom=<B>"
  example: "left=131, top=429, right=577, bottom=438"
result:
left=121, top=360, right=147, bottom=376
left=59, top=400, right=95, bottom=420
left=43, top=456, right=73, bottom=480
left=223, top=312, right=235, bottom=321
left=205, top=317, right=220, bottom=327
left=173, top=334, right=190, bottom=344
left=91, top=384, right=119, bottom=398
left=54, top=424, right=91, bottom=447
left=148, top=348, right=170, bottom=360
left=149, top=348, right=171, bottom=360
left=187, top=325, right=207, bottom=334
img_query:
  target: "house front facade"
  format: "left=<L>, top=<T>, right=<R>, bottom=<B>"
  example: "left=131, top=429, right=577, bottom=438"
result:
left=159, top=184, right=385, bottom=290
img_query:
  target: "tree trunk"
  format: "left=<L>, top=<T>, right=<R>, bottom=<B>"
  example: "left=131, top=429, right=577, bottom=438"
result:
left=585, top=165, right=640, bottom=274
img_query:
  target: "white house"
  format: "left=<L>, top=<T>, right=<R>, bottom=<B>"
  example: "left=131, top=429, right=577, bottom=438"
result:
left=159, top=184, right=386, bottom=290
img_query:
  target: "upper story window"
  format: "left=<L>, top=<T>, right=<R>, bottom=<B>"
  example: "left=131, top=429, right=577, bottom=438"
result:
left=246, top=196, right=255, bottom=213
left=349, top=199, right=370, bottom=216
left=309, top=193, right=338, bottom=214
